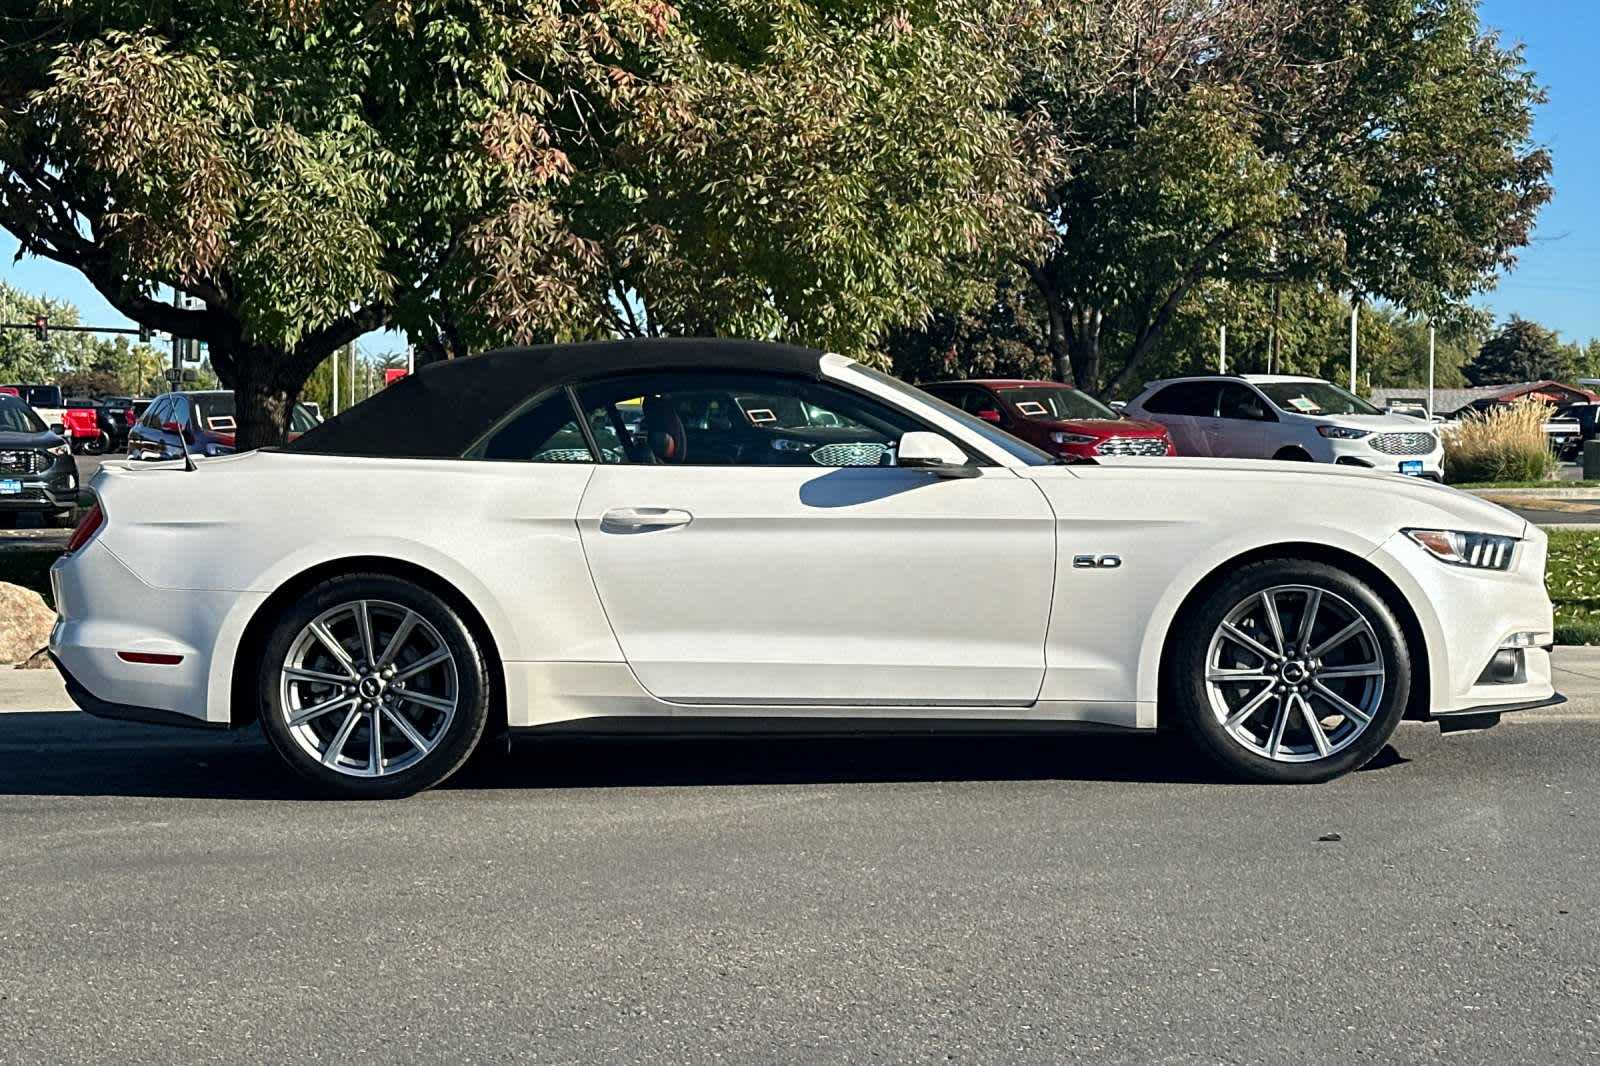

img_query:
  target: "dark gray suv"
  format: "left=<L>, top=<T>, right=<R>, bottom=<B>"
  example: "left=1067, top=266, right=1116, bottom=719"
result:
left=0, top=394, right=79, bottom=528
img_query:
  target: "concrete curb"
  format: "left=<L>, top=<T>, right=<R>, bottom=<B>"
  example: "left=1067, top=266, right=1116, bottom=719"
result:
left=1466, top=487, right=1600, bottom=500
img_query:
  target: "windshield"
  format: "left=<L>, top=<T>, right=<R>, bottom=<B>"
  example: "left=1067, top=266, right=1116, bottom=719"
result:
left=1257, top=381, right=1380, bottom=417
left=0, top=396, right=46, bottom=434
left=851, top=365, right=1054, bottom=465
left=1000, top=386, right=1118, bottom=421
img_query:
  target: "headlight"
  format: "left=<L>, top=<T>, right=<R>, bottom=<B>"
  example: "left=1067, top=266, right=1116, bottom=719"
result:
left=1050, top=432, right=1098, bottom=446
left=1317, top=425, right=1371, bottom=440
left=770, top=438, right=815, bottom=452
left=47, top=443, right=70, bottom=457
left=1404, top=528, right=1518, bottom=571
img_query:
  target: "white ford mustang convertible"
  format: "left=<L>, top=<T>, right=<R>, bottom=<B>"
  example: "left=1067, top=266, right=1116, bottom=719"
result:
left=49, top=340, right=1561, bottom=797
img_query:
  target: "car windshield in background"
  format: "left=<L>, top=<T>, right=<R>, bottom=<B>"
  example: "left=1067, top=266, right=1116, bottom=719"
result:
left=0, top=396, right=46, bottom=434
left=1000, top=386, right=1118, bottom=421
left=1257, top=382, right=1380, bottom=417
left=852, top=365, right=1054, bottom=466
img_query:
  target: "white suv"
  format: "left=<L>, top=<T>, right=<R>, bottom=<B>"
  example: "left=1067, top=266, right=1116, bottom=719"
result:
left=1124, top=375, right=1444, bottom=479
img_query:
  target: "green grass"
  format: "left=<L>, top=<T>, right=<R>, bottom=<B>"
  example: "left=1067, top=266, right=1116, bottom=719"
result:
left=1452, top=480, right=1600, bottom=490
left=0, top=550, right=58, bottom=608
left=1546, top=529, right=1600, bottom=645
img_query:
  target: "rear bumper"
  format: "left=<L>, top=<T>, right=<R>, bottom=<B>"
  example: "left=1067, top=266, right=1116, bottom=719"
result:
left=48, top=541, right=264, bottom=727
left=51, top=651, right=226, bottom=729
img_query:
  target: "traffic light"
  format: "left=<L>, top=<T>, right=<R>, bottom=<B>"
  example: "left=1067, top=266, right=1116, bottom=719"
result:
left=31, top=315, right=47, bottom=342
left=139, top=324, right=153, bottom=344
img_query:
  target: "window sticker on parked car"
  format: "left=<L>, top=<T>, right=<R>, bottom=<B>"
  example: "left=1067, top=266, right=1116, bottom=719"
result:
left=1286, top=397, right=1321, bottom=414
left=208, top=416, right=237, bottom=431
left=1014, top=401, right=1050, bottom=417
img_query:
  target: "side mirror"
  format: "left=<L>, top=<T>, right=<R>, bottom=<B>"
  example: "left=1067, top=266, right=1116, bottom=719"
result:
left=49, top=423, right=65, bottom=435
left=898, top=431, right=980, bottom=478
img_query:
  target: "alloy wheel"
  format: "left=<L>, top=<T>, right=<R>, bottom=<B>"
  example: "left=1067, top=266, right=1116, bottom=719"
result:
left=1203, top=584, right=1385, bottom=764
left=278, top=599, right=459, bottom=778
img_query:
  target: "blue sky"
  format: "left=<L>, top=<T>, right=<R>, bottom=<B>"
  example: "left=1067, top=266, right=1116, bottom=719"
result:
left=4, top=1, right=1598, bottom=348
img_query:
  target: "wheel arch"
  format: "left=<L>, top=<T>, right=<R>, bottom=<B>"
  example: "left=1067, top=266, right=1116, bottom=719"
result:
left=226, top=556, right=508, bottom=733
left=1153, top=542, right=1432, bottom=728
left=1272, top=445, right=1316, bottom=462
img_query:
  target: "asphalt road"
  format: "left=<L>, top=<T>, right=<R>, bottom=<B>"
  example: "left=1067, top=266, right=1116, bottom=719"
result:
left=2, top=663, right=1599, bottom=1064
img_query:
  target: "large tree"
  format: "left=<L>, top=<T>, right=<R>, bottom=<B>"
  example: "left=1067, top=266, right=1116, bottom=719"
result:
left=1467, top=316, right=1578, bottom=386
left=1, top=1, right=1051, bottom=447
left=1012, top=0, right=1552, bottom=394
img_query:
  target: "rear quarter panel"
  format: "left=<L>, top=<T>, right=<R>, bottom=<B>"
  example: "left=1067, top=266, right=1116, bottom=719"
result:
left=89, top=452, right=622, bottom=691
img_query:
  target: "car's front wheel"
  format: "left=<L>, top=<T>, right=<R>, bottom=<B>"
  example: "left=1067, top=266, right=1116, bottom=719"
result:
left=257, top=574, right=492, bottom=798
left=1172, top=559, right=1410, bottom=783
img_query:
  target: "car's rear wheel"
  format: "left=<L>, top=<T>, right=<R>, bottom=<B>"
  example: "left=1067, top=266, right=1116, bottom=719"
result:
left=1172, top=560, right=1410, bottom=783
left=256, top=574, right=491, bottom=798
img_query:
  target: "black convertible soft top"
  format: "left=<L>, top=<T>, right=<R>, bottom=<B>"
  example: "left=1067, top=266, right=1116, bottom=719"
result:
left=288, top=338, right=827, bottom=458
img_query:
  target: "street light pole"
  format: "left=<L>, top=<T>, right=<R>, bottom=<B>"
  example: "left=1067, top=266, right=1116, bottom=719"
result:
left=1219, top=324, right=1228, bottom=374
left=1349, top=300, right=1359, bottom=392
left=1428, top=325, right=1436, bottom=419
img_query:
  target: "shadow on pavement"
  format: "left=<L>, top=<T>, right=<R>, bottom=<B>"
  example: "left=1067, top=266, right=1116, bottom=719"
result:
left=0, top=711, right=1407, bottom=800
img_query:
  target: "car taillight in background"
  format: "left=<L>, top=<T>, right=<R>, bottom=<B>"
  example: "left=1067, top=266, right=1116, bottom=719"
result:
left=64, top=500, right=104, bottom=554
left=124, top=408, right=135, bottom=426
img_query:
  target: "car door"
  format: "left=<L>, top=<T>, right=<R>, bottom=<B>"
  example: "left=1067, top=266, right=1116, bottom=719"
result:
left=1138, top=382, right=1220, bottom=456
left=1208, top=384, right=1278, bottom=459
left=573, top=369, right=1057, bottom=707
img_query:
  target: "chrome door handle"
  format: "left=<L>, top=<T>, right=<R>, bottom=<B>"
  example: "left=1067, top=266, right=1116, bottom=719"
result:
left=600, top=507, right=694, bottom=533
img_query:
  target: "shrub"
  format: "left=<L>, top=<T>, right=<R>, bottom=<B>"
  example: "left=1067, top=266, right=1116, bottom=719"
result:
left=1442, top=400, right=1557, bottom=484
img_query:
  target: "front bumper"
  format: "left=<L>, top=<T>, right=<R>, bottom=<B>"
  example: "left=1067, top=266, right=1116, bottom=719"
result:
left=1318, top=437, right=1444, bottom=476
left=0, top=458, right=78, bottom=512
left=1375, top=530, right=1559, bottom=719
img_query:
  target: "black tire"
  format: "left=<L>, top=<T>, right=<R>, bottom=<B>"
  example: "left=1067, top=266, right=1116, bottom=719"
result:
left=1171, top=559, right=1410, bottom=784
left=84, top=432, right=108, bottom=455
left=256, top=573, right=493, bottom=799
left=1273, top=447, right=1315, bottom=462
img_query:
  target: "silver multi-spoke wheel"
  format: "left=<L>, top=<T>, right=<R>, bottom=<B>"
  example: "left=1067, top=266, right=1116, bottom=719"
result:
left=1203, top=584, right=1385, bottom=764
left=279, top=599, right=460, bottom=779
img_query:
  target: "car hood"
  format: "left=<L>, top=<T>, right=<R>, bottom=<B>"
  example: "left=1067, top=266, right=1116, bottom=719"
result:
left=1032, top=417, right=1168, bottom=437
left=1299, top=413, right=1436, bottom=432
left=1037, top=456, right=1526, bottom=538
left=0, top=429, right=64, bottom=450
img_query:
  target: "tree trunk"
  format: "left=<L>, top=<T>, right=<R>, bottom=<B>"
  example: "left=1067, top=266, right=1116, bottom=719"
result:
left=1067, top=311, right=1102, bottom=392
left=213, top=341, right=304, bottom=451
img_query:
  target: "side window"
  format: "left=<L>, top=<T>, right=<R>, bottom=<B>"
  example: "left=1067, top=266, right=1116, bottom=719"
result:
left=573, top=371, right=932, bottom=468
left=956, top=389, right=1005, bottom=424
left=1217, top=384, right=1272, bottom=422
left=143, top=396, right=170, bottom=428
left=169, top=395, right=192, bottom=431
left=466, top=389, right=619, bottom=463
left=1144, top=382, right=1221, bottom=417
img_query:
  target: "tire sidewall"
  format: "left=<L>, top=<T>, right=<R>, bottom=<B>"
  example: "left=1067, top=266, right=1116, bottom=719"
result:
left=256, top=574, right=491, bottom=799
left=1175, top=560, right=1411, bottom=784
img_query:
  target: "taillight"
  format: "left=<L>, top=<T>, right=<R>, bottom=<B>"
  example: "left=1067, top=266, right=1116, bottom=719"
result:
left=64, top=500, right=104, bottom=554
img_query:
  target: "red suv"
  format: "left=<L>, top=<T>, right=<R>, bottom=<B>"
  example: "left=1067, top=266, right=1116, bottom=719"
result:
left=921, top=379, right=1175, bottom=459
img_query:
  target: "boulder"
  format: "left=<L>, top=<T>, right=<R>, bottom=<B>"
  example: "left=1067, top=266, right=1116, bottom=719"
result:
left=0, top=582, right=55, bottom=666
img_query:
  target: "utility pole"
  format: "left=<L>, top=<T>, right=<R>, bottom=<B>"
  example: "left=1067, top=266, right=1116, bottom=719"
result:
left=1219, top=325, right=1228, bottom=373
